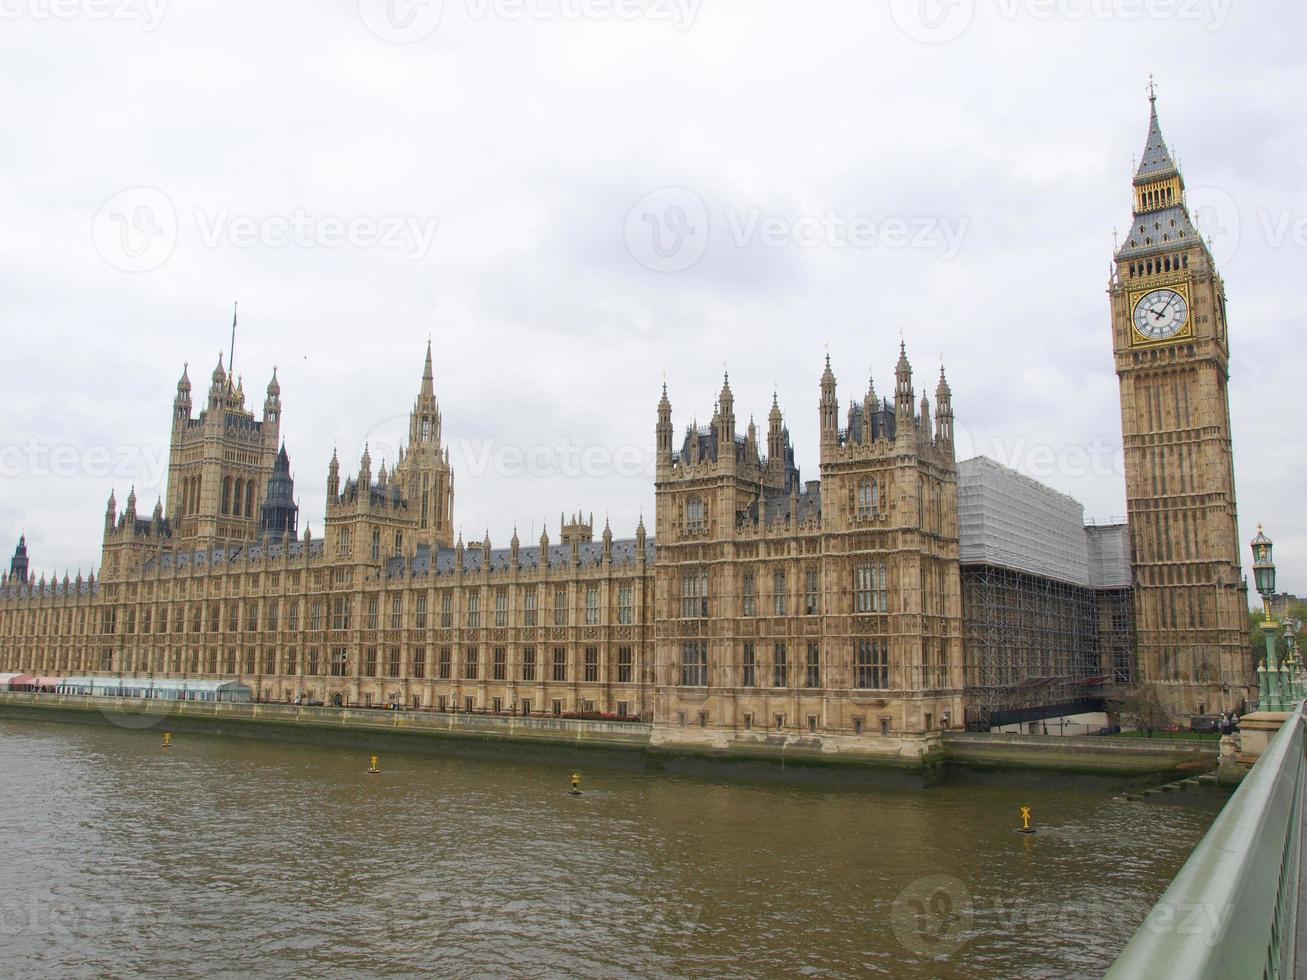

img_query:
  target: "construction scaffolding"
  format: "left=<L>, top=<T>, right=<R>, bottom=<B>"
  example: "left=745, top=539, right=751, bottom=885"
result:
left=958, top=458, right=1126, bottom=730
left=1087, top=522, right=1136, bottom=685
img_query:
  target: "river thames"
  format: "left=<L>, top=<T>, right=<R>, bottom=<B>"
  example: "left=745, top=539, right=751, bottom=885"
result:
left=0, top=718, right=1220, bottom=978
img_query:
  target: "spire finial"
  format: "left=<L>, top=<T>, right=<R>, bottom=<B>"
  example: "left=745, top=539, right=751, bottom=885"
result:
left=1147, top=73, right=1157, bottom=105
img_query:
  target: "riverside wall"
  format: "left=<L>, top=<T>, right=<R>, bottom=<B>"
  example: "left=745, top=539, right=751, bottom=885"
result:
left=0, top=693, right=1219, bottom=787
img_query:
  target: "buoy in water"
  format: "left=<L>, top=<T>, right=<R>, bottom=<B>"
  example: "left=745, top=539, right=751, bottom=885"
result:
left=162, top=732, right=172, bottom=749
left=1017, top=805, right=1037, bottom=835
left=368, top=755, right=381, bottom=775
left=569, top=772, right=582, bottom=796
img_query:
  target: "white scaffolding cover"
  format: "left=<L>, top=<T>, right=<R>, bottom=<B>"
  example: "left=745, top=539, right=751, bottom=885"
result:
left=958, top=456, right=1091, bottom=588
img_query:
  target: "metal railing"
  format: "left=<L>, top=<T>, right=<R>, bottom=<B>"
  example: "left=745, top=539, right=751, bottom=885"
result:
left=1106, top=703, right=1304, bottom=979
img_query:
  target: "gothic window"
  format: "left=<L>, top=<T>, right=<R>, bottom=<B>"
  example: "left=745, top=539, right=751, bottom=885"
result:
left=371, top=531, right=380, bottom=562
left=806, top=642, right=820, bottom=688
left=441, top=592, right=452, bottom=628
left=680, top=570, right=708, bottom=619
left=521, top=646, right=536, bottom=681
left=618, top=586, right=633, bottom=625
left=617, top=647, right=633, bottom=684
left=552, top=647, right=567, bottom=682
left=495, top=590, right=507, bottom=627
left=309, top=602, right=323, bottom=631
left=772, top=643, right=788, bottom=688
left=331, top=648, right=348, bottom=677
left=464, top=647, right=479, bottom=680
left=221, top=477, right=232, bottom=515
left=854, top=639, right=889, bottom=690
left=332, top=597, right=350, bottom=631
left=584, top=647, right=599, bottom=683
left=412, top=646, right=426, bottom=679
left=391, top=595, right=403, bottom=630
left=686, top=496, right=706, bottom=532
left=553, top=588, right=568, bottom=626
left=856, top=479, right=873, bottom=518
left=438, top=646, right=452, bottom=680
left=415, top=595, right=428, bottom=629
left=585, top=587, right=599, bottom=626
left=394, top=532, right=402, bottom=556
left=467, top=594, right=479, bottom=628
left=680, top=642, right=707, bottom=687
left=365, top=647, right=378, bottom=677
left=804, top=567, right=820, bottom=616
left=742, top=572, right=757, bottom=617
left=493, top=647, right=507, bottom=680
left=772, top=571, right=787, bottom=616
left=367, top=597, right=379, bottom=630
left=742, top=642, right=756, bottom=687
left=387, top=648, right=401, bottom=678
left=245, top=481, right=254, bottom=518
left=524, top=589, right=538, bottom=627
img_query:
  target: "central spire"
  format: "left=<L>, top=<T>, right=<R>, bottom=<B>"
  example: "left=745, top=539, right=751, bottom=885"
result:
left=420, top=339, right=434, bottom=400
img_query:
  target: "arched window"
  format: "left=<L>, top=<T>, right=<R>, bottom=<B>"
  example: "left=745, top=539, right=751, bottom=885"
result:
left=245, top=481, right=255, bottom=518
left=871, top=480, right=880, bottom=515
left=221, top=477, right=232, bottom=515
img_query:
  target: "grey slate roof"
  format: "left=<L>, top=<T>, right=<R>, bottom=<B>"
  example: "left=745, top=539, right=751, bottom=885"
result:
left=387, top=538, right=655, bottom=579
left=1116, top=204, right=1200, bottom=260
left=1136, top=102, right=1179, bottom=179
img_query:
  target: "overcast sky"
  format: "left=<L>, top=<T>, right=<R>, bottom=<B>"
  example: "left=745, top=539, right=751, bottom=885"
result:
left=1, top=0, right=1303, bottom=592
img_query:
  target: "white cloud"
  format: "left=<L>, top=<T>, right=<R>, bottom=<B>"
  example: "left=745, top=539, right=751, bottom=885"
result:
left=0, top=0, right=1303, bottom=594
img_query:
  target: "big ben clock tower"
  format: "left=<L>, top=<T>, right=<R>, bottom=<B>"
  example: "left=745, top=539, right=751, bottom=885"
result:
left=1109, top=85, right=1252, bottom=718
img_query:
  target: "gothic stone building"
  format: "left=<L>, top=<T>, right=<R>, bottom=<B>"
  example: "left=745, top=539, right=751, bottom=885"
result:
left=1109, top=91, right=1252, bottom=716
left=0, top=97, right=1253, bottom=732
left=0, top=338, right=963, bottom=746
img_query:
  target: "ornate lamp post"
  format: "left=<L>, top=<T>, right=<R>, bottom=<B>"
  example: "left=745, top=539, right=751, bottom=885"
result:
left=1251, top=526, right=1298, bottom=710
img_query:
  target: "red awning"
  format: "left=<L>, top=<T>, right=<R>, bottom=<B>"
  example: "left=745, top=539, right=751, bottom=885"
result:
left=7, top=675, right=36, bottom=689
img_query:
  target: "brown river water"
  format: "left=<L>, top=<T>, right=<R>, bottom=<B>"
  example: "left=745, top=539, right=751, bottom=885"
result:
left=0, top=717, right=1220, bottom=978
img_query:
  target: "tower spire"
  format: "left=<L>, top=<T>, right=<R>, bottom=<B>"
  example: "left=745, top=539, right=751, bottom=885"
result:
left=228, top=301, right=238, bottom=392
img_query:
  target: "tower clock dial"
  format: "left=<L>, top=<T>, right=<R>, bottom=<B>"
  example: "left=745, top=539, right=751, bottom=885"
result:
left=1133, top=288, right=1189, bottom=341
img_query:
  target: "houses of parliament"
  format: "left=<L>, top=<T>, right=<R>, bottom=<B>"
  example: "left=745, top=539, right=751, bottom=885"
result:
left=0, top=95, right=1255, bottom=734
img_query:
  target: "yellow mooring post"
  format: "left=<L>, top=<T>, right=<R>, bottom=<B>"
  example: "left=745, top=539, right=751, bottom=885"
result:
left=162, top=732, right=172, bottom=749
left=368, top=755, right=381, bottom=775
left=1018, top=805, right=1037, bottom=835
left=569, top=772, right=582, bottom=796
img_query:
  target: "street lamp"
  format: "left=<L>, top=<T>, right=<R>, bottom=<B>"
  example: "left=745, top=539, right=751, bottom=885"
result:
left=1251, top=526, right=1300, bottom=711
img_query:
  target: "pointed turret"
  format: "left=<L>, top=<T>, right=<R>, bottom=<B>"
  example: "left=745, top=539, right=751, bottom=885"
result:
left=935, top=366, right=954, bottom=447
left=767, top=392, right=784, bottom=461
left=421, top=339, right=435, bottom=400
left=359, top=444, right=372, bottom=490
left=895, top=342, right=915, bottom=431
left=1117, top=85, right=1199, bottom=260
left=264, top=367, right=281, bottom=423
left=819, top=354, right=840, bottom=448
left=510, top=526, right=521, bottom=567
left=174, top=363, right=193, bottom=424
left=635, top=513, right=647, bottom=560
left=602, top=517, right=613, bottom=563
left=327, top=448, right=340, bottom=500
left=1136, top=85, right=1179, bottom=181
left=656, top=383, right=674, bottom=468
left=9, top=535, right=29, bottom=583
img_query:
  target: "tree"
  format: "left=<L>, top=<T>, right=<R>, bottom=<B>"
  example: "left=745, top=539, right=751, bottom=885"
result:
left=1118, top=683, right=1171, bottom=736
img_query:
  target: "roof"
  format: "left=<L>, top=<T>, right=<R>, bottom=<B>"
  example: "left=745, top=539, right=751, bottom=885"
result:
left=387, top=538, right=655, bottom=579
left=1135, top=99, right=1179, bottom=179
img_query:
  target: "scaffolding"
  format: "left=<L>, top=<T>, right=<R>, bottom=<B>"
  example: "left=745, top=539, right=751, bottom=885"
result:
left=958, top=458, right=1130, bottom=729
left=961, top=564, right=1100, bottom=729
left=958, top=457, right=1090, bottom=587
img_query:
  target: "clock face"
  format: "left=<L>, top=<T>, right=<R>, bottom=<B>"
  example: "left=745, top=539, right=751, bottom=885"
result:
left=1133, top=288, right=1189, bottom=341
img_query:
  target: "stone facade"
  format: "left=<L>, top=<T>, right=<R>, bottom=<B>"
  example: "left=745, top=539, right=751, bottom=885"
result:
left=652, top=349, right=964, bottom=746
left=1109, top=93, right=1252, bottom=716
left=0, top=340, right=962, bottom=742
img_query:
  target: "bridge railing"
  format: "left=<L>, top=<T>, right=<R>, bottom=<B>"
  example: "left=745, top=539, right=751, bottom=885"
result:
left=1107, top=703, right=1304, bottom=979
